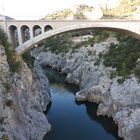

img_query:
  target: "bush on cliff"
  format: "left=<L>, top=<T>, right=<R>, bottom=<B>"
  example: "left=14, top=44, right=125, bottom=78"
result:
left=22, top=51, right=34, bottom=69
left=134, top=62, right=140, bottom=81
left=0, top=27, right=21, bottom=72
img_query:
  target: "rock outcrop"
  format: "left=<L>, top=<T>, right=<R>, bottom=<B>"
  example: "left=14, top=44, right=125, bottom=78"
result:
left=0, top=43, right=51, bottom=140
left=43, top=4, right=103, bottom=20
left=32, top=39, right=140, bottom=140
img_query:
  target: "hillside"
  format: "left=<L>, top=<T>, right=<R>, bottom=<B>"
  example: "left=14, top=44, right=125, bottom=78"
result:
left=43, top=1, right=140, bottom=20
left=43, top=4, right=103, bottom=20
left=103, top=0, right=140, bottom=18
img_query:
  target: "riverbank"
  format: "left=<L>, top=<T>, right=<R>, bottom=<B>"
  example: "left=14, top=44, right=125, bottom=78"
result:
left=43, top=67, right=122, bottom=140
left=31, top=36, right=140, bottom=140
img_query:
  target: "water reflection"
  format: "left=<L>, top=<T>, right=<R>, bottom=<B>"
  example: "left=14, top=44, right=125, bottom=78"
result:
left=43, top=67, right=123, bottom=140
left=43, top=66, right=79, bottom=93
left=76, top=101, right=122, bottom=140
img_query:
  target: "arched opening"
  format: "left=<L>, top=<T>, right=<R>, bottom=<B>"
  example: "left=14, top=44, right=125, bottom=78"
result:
left=44, top=25, right=53, bottom=32
left=21, top=25, right=30, bottom=43
left=8, top=25, right=18, bottom=48
left=33, top=25, right=42, bottom=37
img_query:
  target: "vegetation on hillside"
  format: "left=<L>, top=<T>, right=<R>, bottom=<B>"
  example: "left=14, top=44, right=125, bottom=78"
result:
left=44, top=33, right=74, bottom=54
left=102, top=34, right=140, bottom=82
left=43, top=0, right=140, bottom=19
left=22, top=51, right=35, bottom=69
left=0, top=27, right=21, bottom=72
left=73, top=30, right=140, bottom=82
left=103, top=0, right=140, bottom=18
left=44, top=30, right=111, bottom=54
left=43, top=29, right=140, bottom=82
left=44, top=30, right=116, bottom=53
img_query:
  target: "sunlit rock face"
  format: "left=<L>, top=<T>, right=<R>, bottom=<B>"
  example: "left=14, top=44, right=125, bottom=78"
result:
left=83, top=6, right=103, bottom=20
left=43, top=4, right=103, bottom=20
left=0, top=43, right=51, bottom=140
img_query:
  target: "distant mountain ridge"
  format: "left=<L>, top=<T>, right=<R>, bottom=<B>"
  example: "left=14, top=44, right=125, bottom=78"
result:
left=43, top=0, right=140, bottom=20
left=103, top=0, right=140, bottom=18
left=43, top=4, right=103, bottom=20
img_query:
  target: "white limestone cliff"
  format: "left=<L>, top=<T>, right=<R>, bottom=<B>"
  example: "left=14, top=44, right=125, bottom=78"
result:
left=0, top=43, right=51, bottom=140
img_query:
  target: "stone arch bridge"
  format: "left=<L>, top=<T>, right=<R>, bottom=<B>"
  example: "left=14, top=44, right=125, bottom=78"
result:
left=0, top=19, right=140, bottom=55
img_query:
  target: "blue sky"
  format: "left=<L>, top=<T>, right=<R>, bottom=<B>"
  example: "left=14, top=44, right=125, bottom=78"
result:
left=0, top=0, right=118, bottom=20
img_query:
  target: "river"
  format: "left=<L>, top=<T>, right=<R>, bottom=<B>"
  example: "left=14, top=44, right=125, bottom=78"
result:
left=43, top=68, right=123, bottom=140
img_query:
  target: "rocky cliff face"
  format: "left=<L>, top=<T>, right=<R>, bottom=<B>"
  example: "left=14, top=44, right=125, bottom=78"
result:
left=43, top=4, right=103, bottom=20
left=0, top=43, right=51, bottom=140
left=32, top=38, right=140, bottom=140
left=43, top=1, right=140, bottom=20
left=103, top=0, right=140, bottom=19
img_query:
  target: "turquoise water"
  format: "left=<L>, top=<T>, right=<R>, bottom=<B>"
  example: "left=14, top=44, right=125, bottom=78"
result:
left=44, top=68, right=122, bottom=140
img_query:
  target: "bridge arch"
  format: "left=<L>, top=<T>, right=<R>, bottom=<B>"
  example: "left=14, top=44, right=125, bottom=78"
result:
left=20, top=25, right=30, bottom=43
left=8, top=25, right=18, bottom=47
left=33, top=25, right=42, bottom=37
left=44, top=25, right=53, bottom=32
left=16, top=23, right=140, bottom=55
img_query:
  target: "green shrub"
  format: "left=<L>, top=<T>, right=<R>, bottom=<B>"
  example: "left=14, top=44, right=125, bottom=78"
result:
left=2, top=134, right=9, bottom=140
left=0, top=27, right=21, bottom=73
left=110, top=70, right=118, bottom=79
left=0, top=28, right=8, bottom=46
left=117, top=78, right=125, bottom=84
left=10, top=61, right=22, bottom=73
left=119, top=62, right=127, bottom=78
left=13, top=136, right=16, bottom=140
left=134, top=62, right=140, bottom=80
left=22, top=51, right=34, bottom=69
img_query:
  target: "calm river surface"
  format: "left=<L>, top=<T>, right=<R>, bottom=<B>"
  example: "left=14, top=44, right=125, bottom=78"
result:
left=43, top=68, right=123, bottom=140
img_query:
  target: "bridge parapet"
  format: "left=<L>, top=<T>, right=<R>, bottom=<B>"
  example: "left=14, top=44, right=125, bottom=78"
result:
left=0, top=19, right=140, bottom=54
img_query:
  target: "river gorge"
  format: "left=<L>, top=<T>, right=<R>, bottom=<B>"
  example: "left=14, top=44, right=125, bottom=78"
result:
left=43, top=68, right=122, bottom=140
left=1, top=28, right=140, bottom=140
left=31, top=32, right=140, bottom=140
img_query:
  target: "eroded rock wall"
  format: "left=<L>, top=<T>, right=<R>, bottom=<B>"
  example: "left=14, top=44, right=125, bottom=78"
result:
left=0, top=44, right=51, bottom=140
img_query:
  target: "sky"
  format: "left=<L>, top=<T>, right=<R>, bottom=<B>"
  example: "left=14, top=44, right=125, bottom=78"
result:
left=0, top=0, right=118, bottom=20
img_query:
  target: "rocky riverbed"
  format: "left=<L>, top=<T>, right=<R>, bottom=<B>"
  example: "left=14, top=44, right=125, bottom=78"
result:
left=31, top=38, right=140, bottom=140
left=0, top=43, right=51, bottom=140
